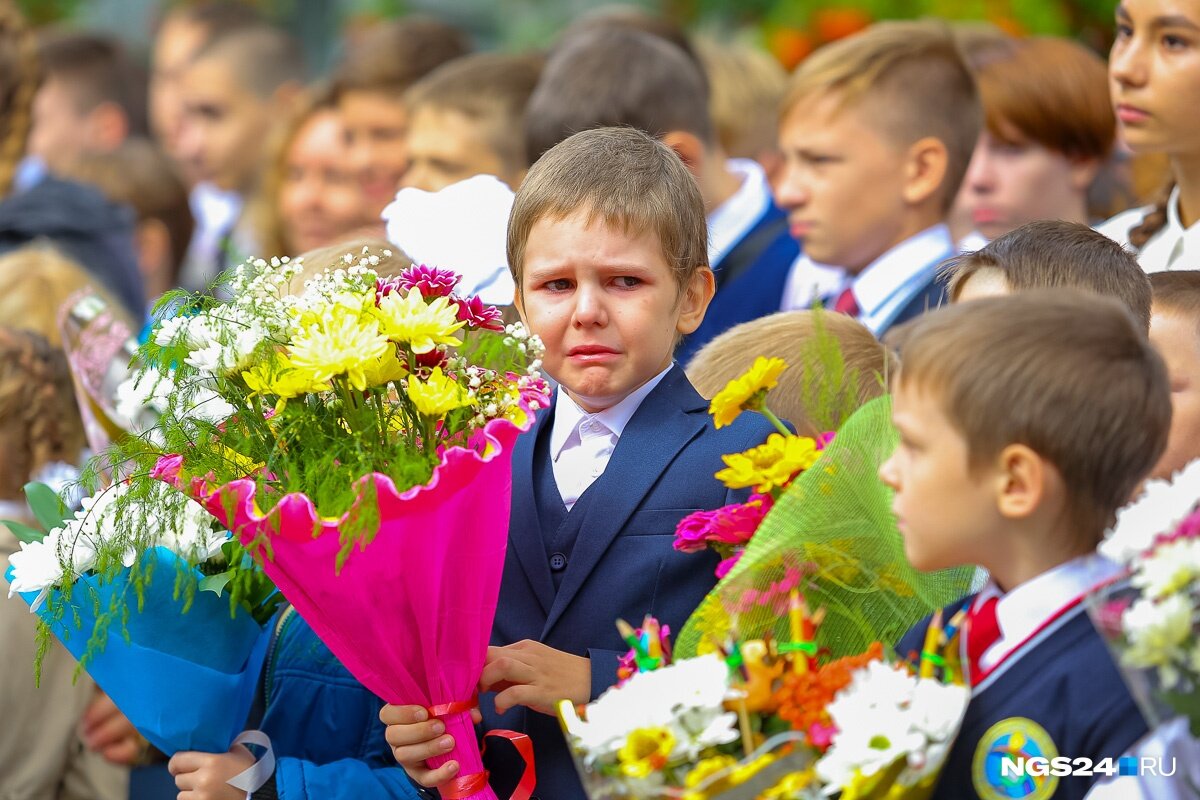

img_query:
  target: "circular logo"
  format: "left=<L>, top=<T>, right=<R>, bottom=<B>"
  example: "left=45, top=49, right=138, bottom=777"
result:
left=972, top=717, right=1060, bottom=800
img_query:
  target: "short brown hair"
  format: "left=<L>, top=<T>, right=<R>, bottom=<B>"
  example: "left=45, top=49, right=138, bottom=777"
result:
left=687, top=310, right=891, bottom=436
left=1150, top=271, right=1200, bottom=322
left=63, top=138, right=194, bottom=280
left=333, top=17, right=470, bottom=99
left=37, top=30, right=148, bottom=136
left=894, top=290, right=1170, bottom=539
left=975, top=36, right=1113, bottom=162
left=406, top=53, right=544, bottom=176
left=783, top=21, right=980, bottom=213
left=507, top=126, right=707, bottom=293
left=943, top=220, right=1151, bottom=331
left=191, top=24, right=305, bottom=99
left=525, top=26, right=712, bottom=165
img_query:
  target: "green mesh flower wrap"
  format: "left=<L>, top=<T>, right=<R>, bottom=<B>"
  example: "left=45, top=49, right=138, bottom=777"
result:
left=675, top=395, right=975, bottom=660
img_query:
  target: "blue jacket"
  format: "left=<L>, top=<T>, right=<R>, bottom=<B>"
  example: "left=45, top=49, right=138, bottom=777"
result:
left=677, top=203, right=799, bottom=365
left=255, top=607, right=419, bottom=799
left=482, top=366, right=778, bottom=799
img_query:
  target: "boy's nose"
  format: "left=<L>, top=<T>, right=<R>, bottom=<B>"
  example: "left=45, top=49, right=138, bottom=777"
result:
left=773, top=167, right=809, bottom=210
left=571, top=284, right=607, bottom=327
left=878, top=453, right=900, bottom=491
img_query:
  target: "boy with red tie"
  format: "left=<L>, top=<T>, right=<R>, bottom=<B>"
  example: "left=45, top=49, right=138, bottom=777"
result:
left=884, top=292, right=1171, bottom=799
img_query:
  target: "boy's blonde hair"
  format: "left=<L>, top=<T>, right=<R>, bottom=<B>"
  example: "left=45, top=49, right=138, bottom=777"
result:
left=686, top=311, right=890, bottom=436
left=507, top=126, right=708, bottom=294
left=943, top=220, right=1151, bottom=331
left=696, top=38, right=787, bottom=161
left=405, top=52, right=544, bottom=175
left=782, top=20, right=980, bottom=212
left=1150, top=271, right=1200, bottom=323
left=893, top=290, right=1170, bottom=540
left=0, top=244, right=131, bottom=347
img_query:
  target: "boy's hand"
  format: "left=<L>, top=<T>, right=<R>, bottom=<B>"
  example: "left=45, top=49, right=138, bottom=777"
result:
left=168, top=745, right=256, bottom=800
left=80, top=691, right=146, bottom=766
left=380, top=704, right=481, bottom=787
left=480, top=640, right=591, bottom=716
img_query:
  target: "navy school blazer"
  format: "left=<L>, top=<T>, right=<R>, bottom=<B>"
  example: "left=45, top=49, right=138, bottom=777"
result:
left=480, top=366, right=778, bottom=800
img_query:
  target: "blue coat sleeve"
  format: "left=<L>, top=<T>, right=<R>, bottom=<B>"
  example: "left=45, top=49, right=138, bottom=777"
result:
left=274, top=756, right=421, bottom=799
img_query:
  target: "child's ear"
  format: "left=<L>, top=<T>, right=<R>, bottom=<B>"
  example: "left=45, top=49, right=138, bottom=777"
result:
left=993, top=443, right=1047, bottom=520
left=513, top=284, right=527, bottom=324
left=660, top=131, right=705, bottom=178
left=901, top=136, right=949, bottom=208
left=675, top=267, right=715, bottom=336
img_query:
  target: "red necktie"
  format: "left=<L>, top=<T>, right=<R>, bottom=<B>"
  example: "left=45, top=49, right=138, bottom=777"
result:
left=832, top=286, right=860, bottom=317
left=966, top=595, right=1001, bottom=678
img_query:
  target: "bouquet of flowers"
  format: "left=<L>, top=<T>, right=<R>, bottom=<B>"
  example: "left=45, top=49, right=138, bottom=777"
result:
left=103, top=249, right=547, bottom=798
left=1090, top=458, right=1200, bottom=735
left=674, top=360, right=974, bottom=662
left=559, top=606, right=968, bottom=799
left=672, top=357, right=832, bottom=580
left=4, top=478, right=275, bottom=754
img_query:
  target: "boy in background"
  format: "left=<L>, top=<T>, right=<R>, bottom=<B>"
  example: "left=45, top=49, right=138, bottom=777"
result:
left=776, top=21, right=980, bottom=337
left=1146, top=271, right=1200, bottom=480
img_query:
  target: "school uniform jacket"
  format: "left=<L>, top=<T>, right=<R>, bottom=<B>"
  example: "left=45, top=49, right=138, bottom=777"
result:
left=481, top=366, right=778, bottom=800
left=897, top=593, right=1149, bottom=800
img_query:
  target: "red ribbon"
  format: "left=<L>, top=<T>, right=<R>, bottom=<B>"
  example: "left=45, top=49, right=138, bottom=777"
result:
left=424, top=700, right=536, bottom=800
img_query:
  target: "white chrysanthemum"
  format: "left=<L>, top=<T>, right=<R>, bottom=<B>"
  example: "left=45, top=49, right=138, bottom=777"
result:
left=1103, top=458, right=1200, bottom=564
left=1132, top=538, right=1200, bottom=600
left=1122, top=594, right=1193, bottom=685
left=563, top=655, right=734, bottom=762
left=7, top=534, right=67, bottom=611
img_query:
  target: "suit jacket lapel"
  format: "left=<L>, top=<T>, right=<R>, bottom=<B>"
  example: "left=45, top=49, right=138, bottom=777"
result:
left=508, top=404, right=557, bottom=617
left=541, top=368, right=708, bottom=637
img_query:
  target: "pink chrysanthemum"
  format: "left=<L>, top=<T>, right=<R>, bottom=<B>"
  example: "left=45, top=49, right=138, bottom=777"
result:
left=396, top=265, right=461, bottom=298
left=454, top=295, right=504, bottom=331
left=673, top=494, right=774, bottom=553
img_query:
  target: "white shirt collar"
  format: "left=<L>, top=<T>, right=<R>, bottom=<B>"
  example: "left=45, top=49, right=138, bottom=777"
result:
left=707, top=159, right=774, bottom=269
left=851, top=224, right=953, bottom=315
left=549, top=364, right=674, bottom=461
left=975, top=553, right=1124, bottom=661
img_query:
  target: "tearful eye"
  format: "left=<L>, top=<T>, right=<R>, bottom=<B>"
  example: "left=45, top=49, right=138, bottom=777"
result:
left=545, top=279, right=572, bottom=292
left=614, top=277, right=642, bottom=288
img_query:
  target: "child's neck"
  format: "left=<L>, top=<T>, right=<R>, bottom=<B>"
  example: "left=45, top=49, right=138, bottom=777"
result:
left=697, top=152, right=744, bottom=214
left=984, top=526, right=1096, bottom=594
left=847, top=211, right=944, bottom=275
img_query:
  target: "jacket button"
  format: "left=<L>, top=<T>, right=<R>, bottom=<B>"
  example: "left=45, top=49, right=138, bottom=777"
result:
left=550, top=552, right=567, bottom=571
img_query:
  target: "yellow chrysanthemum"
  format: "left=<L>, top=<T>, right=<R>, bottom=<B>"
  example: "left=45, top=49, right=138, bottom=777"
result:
left=242, top=353, right=332, bottom=410
left=375, top=290, right=464, bottom=354
left=708, top=356, right=787, bottom=428
left=289, top=307, right=389, bottom=390
left=682, top=755, right=736, bottom=798
left=617, top=726, right=675, bottom=779
left=407, top=367, right=472, bottom=417
left=761, top=768, right=816, bottom=798
left=362, top=347, right=408, bottom=388
left=715, top=433, right=821, bottom=494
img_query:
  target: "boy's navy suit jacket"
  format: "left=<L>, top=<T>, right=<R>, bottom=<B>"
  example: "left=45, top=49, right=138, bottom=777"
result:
left=481, top=366, right=778, bottom=800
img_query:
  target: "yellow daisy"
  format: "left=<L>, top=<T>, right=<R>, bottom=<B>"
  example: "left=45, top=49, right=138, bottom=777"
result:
left=375, top=290, right=464, bottom=354
left=242, top=352, right=332, bottom=410
left=708, top=356, right=787, bottom=428
left=617, top=726, right=675, bottom=779
left=407, top=367, right=472, bottom=417
left=715, top=433, right=821, bottom=494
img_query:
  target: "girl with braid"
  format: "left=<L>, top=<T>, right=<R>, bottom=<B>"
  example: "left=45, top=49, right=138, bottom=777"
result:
left=0, top=327, right=129, bottom=800
left=1099, top=0, right=1200, bottom=271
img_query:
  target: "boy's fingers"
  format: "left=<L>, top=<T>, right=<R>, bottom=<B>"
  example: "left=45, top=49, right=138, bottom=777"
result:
left=168, top=751, right=203, bottom=776
left=471, top=708, right=482, bottom=724
left=390, top=734, right=457, bottom=766
left=493, top=684, right=542, bottom=717
left=83, top=713, right=136, bottom=749
left=379, top=704, right=429, bottom=726
left=479, top=655, right=537, bottom=692
left=99, top=738, right=142, bottom=766
left=405, top=759, right=460, bottom=788
left=384, top=718, right=446, bottom=748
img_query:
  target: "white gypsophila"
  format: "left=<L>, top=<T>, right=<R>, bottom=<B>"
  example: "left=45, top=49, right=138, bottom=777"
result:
left=564, top=654, right=735, bottom=762
left=1103, top=458, right=1200, bottom=564
left=1121, top=594, right=1194, bottom=687
left=115, top=368, right=175, bottom=423
left=1132, top=538, right=1200, bottom=601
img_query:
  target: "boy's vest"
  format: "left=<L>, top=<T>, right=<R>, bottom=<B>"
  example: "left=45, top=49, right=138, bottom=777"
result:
left=899, top=595, right=1149, bottom=800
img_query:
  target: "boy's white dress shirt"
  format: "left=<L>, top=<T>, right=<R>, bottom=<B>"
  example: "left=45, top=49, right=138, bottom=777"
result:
left=836, top=224, right=954, bottom=336
left=707, top=159, right=774, bottom=269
